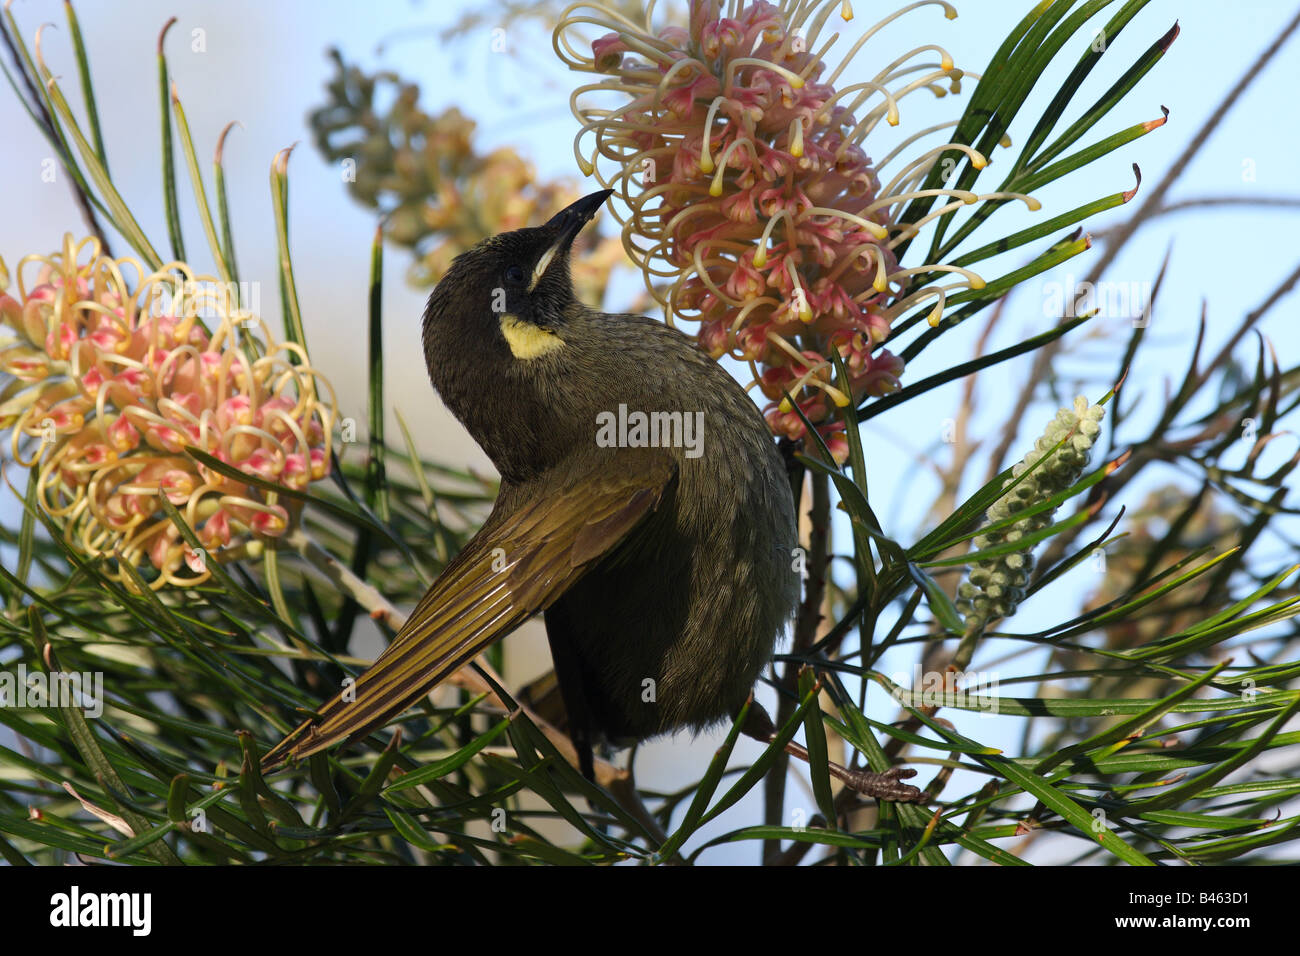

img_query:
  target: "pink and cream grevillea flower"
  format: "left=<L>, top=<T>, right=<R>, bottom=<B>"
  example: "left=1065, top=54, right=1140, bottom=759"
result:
left=0, top=235, right=336, bottom=588
left=555, top=0, right=1038, bottom=462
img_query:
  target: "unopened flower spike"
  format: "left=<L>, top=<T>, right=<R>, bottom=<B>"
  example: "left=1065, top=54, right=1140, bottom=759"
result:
left=957, top=396, right=1106, bottom=631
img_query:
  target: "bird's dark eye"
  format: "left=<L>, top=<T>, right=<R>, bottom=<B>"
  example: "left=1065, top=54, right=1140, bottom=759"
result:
left=504, top=264, right=525, bottom=285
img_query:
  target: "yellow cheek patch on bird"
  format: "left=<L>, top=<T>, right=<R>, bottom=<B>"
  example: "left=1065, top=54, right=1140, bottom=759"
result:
left=500, top=313, right=565, bottom=360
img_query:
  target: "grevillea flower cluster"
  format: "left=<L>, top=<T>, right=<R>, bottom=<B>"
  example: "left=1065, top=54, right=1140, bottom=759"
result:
left=557, top=0, right=1036, bottom=461
left=0, top=236, right=336, bottom=588
left=957, top=396, right=1105, bottom=630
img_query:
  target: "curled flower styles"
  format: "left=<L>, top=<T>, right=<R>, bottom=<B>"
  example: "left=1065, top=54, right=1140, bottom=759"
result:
left=556, top=0, right=1037, bottom=460
left=0, top=235, right=336, bottom=588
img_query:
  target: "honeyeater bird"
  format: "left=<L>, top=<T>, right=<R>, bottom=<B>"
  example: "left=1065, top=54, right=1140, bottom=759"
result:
left=261, top=190, right=920, bottom=802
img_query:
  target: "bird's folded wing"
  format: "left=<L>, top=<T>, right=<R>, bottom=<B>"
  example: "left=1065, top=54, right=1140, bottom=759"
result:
left=261, top=453, right=677, bottom=769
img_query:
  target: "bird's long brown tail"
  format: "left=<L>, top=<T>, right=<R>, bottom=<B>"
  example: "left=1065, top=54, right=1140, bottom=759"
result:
left=260, top=455, right=676, bottom=771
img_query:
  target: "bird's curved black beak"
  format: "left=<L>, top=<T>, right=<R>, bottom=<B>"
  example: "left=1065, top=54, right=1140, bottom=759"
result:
left=546, top=189, right=614, bottom=243
left=529, top=189, right=614, bottom=291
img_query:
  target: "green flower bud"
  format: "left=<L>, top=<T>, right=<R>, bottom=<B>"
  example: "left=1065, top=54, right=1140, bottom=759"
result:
left=957, top=396, right=1106, bottom=630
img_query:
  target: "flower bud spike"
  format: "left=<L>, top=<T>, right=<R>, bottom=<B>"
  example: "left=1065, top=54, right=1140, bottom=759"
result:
left=958, top=397, right=1106, bottom=630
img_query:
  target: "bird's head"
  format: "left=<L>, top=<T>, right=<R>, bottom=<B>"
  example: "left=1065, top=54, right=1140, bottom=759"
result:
left=423, top=189, right=613, bottom=363
left=420, top=189, right=614, bottom=480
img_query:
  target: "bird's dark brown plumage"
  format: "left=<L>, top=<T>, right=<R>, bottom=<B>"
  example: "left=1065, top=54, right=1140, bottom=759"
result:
left=263, top=191, right=797, bottom=772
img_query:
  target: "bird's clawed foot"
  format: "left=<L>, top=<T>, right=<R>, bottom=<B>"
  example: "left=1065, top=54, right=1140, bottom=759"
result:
left=838, top=765, right=922, bottom=803
left=740, top=699, right=925, bottom=804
